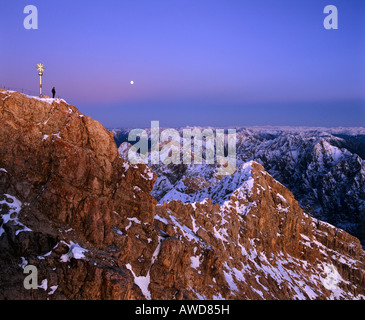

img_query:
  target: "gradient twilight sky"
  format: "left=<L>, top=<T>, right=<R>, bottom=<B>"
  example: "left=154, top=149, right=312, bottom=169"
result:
left=0, top=0, right=364, bottom=128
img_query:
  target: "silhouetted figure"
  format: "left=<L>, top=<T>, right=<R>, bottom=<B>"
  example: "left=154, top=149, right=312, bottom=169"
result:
left=52, top=87, right=56, bottom=99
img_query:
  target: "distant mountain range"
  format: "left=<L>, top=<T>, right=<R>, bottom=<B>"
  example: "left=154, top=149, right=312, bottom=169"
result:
left=113, top=126, right=365, bottom=246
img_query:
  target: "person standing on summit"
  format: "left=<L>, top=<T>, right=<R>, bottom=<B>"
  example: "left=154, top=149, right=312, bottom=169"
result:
left=52, top=87, right=56, bottom=99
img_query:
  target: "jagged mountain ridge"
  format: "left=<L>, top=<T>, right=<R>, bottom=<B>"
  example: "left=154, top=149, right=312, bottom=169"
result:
left=115, top=126, right=365, bottom=246
left=155, top=161, right=365, bottom=299
left=0, top=89, right=364, bottom=300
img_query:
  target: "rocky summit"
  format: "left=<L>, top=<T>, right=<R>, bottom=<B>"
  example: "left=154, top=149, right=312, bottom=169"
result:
left=0, top=89, right=364, bottom=300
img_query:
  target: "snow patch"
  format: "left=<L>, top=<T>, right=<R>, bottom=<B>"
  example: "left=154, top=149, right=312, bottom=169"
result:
left=126, top=236, right=163, bottom=300
left=0, top=194, right=31, bottom=237
left=60, top=242, right=88, bottom=262
left=19, top=257, right=28, bottom=269
left=190, top=255, right=201, bottom=269
left=38, top=279, right=48, bottom=291
left=277, top=193, right=287, bottom=203
left=48, top=285, right=58, bottom=295
left=154, top=214, right=169, bottom=225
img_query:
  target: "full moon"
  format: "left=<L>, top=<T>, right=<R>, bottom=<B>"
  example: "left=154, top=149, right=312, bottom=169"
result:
left=130, top=81, right=134, bottom=85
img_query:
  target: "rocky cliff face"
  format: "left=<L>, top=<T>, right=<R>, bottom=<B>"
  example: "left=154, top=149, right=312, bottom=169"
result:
left=0, top=90, right=157, bottom=299
left=0, top=90, right=364, bottom=300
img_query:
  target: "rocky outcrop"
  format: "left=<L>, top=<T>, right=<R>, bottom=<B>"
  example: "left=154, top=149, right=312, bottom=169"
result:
left=152, top=161, right=365, bottom=299
left=0, top=90, right=157, bottom=299
left=0, top=90, right=364, bottom=300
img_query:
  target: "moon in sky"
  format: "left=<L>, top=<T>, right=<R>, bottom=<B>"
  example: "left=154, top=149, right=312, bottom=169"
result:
left=130, top=81, right=134, bottom=85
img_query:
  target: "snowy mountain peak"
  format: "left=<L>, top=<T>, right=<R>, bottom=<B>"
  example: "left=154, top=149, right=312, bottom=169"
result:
left=155, top=156, right=365, bottom=300
left=313, top=139, right=345, bottom=163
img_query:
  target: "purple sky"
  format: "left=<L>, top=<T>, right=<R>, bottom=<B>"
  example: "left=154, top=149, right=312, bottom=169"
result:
left=1, top=0, right=364, bottom=128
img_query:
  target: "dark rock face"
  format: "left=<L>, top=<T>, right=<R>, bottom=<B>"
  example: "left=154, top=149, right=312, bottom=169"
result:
left=0, top=90, right=364, bottom=300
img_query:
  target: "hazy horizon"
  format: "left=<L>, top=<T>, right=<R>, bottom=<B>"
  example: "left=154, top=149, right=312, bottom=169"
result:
left=1, top=0, right=364, bottom=128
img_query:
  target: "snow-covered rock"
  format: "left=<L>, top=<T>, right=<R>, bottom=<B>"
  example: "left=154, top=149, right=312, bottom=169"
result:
left=114, top=126, right=365, bottom=245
